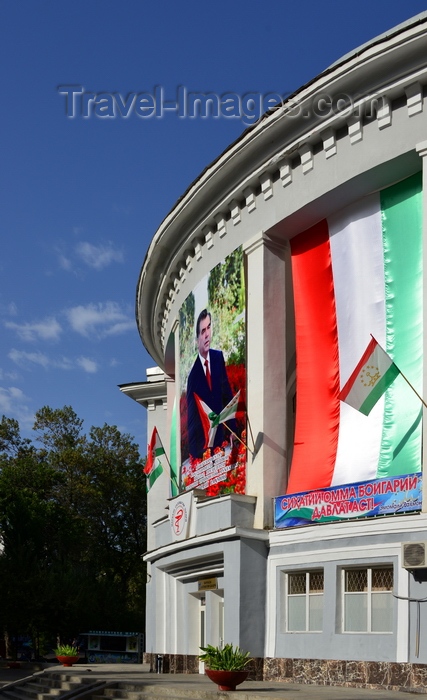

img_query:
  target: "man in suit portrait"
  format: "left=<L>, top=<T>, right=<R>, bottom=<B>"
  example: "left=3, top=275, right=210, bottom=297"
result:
left=187, top=309, right=236, bottom=460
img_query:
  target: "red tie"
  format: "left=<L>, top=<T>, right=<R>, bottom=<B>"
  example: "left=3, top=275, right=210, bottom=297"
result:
left=204, top=359, right=212, bottom=390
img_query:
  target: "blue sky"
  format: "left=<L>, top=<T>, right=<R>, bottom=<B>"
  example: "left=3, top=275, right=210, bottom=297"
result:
left=1, top=0, right=426, bottom=456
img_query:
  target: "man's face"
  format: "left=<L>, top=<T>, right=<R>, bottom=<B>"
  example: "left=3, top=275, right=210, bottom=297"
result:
left=197, top=315, right=211, bottom=359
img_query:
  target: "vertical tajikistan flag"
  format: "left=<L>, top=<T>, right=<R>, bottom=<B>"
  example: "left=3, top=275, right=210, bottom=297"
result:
left=144, top=427, right=165, bottom=490
left=339, top=337, right=400, bottom=416
left=287, top=173, right=422, bottom=495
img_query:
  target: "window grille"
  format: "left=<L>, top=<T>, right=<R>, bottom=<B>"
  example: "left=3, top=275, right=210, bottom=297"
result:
left=285, top=571, right=324, bottom=632
left=343, top=566, right=393, bottom=633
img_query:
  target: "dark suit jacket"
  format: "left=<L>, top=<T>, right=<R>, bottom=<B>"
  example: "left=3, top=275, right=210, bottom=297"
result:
left=187, top=349, right=235, bottom=459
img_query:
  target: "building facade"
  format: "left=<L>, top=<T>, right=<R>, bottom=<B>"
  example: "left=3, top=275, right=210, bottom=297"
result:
left=121, top=13, right=427, bottom=690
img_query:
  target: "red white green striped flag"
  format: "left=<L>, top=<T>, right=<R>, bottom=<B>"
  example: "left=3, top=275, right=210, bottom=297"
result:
left=193, top=390, right=241, bottom=449
left=144, top=427, right=165, bottom=490
left=339, top=337, right=400, bottom=416
left=286, top=173, right=422, bottom=494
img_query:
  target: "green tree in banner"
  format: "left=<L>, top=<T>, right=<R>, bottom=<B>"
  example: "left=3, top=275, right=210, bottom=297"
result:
left=179, top=291, right=196, bottom=384
left=208, top=246, right=245, bottom=365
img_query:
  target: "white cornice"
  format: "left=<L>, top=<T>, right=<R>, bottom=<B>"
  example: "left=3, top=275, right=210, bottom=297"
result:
left=136, top=15, right=427, bottom=368
left=143, top=525, right=269, bottom=563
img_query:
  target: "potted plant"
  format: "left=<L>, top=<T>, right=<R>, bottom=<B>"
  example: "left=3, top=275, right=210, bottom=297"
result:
left=54, top=644, right=80, bottom=667
left=198, top=643, right=251, bottom=691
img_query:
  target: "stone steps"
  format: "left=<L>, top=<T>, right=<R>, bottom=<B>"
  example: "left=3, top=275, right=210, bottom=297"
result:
left=93, top=689, right=219, bottom=700
left=1, top=673, right=251, bottom=700
left=10, top=679, right=79, bottom=698
left=93, top=684, right=239, bottom=700
left=0, top=672, right=104, bottom=700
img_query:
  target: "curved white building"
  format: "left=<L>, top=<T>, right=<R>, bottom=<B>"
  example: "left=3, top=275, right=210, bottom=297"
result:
left=121, top=12, right=427, bottom=690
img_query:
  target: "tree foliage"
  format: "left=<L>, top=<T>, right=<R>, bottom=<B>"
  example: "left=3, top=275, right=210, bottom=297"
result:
left=0, top=409, right=147, bottom=657
left=207, top=246, right=245, bottom=366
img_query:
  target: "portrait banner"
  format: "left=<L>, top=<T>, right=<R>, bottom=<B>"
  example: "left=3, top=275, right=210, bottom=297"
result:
left=179, top=246, right=246, bottom=496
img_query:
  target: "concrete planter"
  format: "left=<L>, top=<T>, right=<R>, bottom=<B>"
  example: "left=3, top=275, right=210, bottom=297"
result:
left=205, top=669, right=249, bottom=691
left=56, top=655, right=79, bottom=667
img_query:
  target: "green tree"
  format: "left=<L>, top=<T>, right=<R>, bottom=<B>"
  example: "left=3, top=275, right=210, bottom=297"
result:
left=0, top=408, right=147, bottom=656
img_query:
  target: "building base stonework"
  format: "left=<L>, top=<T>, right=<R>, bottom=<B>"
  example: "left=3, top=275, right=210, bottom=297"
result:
left=262, top=658, right=418, bottom=690
left=143, top=653, right=199, bottom=674
left=143, top=654, right=427, bottom=691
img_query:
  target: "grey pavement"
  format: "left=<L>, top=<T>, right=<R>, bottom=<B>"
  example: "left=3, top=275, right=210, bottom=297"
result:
left=0, top=662, right=424, bottom=699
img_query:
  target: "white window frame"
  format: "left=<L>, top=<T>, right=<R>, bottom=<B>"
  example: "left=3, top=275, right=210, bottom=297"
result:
left=341, top=565, right=394, bottom=634
left=284, top=570, right=324, bottom=633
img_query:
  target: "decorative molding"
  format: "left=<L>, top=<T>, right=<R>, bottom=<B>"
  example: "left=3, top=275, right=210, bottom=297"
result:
left=416, top=140, right=427, bottom=158
left=322, top=128, right=337, bottom=158
left=215, top=213, right=227, bottom=238
left=243, top=186, right=256, bottom=213
left=229, top=199, right=241, bottom=225
left=203, top=225, right=215, bottom=249
left=259, top=172, right=273, bottom=200
left=242, top=230, right=270, bottom=257
left=406, top=82, right=423, bottom=116
left=299, top=144, right=313, bottom=173
left=279, top=159, right=292, bottom=187
left=348, top=117, right=363, bottom=144
left=377, top=97, right=392, bottom=129
left=154, top=76, right=426, bottom=358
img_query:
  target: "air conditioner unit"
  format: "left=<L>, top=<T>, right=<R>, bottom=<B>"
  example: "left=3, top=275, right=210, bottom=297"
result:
left=402, top=542, right=427, bottom=569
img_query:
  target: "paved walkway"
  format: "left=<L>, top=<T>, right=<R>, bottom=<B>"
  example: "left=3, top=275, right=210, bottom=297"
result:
left=0, top=662, right=423, bottom=698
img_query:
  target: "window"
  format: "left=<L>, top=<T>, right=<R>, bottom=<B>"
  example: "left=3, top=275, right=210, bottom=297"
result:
left=285, top=570, right=323, bottom=632
left=343, top=566, right=393, bottom=633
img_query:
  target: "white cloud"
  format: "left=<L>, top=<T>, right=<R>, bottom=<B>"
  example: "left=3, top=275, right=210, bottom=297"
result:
left=9, top=349, right=51, bottom=368
left=0, top=367, right=19, bottom=381
left=59, top=254, right=72, bottom=270
left=5, top=317, right=62, bottom=342
left=76, top=241, right=124, bottom=270
left=8, top=349, right=98, bottom=374
left=0, top=386, right=26, bottom=410
left=8, top=349, right=75, bottom=371
left=54, top=356, right=75, bottom=370
left=76, top=356, right=98, bottom=373
left=0, top=302, right=19, bottom=317
left=0, top=386, right=34, bottom=431
left=65, top=302, right=134, bottom=338
left=103, top=320, right=135, bottom=336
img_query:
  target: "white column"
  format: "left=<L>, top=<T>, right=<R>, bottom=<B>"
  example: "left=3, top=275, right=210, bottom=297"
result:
left=243, top=231, right=289, bottom=528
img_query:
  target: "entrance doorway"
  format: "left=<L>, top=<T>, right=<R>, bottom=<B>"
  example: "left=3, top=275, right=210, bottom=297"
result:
left=219, top=598, right=224, bottom=649
left=196, top=592, right=225, bottom=673
left=198, top=597, right=206, bottom=673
